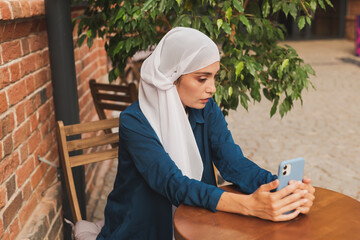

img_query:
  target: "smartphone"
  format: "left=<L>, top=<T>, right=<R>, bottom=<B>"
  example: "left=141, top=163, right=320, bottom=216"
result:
left=276, top=157, right=305, bottom=192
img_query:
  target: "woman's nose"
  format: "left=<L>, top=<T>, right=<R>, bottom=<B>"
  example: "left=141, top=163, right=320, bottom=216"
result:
left=206, top=79, right=216, bottom=94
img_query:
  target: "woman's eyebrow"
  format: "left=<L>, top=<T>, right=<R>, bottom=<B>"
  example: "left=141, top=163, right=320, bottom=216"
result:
left=193, top=72, right=213, bottom=76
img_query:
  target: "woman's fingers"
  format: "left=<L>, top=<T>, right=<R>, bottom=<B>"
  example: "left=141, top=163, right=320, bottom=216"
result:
left=259, top=179, right=279, bottom=192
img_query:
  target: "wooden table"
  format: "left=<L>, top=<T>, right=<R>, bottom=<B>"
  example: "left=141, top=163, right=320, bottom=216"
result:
left=174, top=186, right=360, bottom=240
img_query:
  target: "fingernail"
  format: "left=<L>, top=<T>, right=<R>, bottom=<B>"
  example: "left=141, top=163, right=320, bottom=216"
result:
left=303, top=198, right=308, bottom=203
left=303, top=190, right=308, bottom=194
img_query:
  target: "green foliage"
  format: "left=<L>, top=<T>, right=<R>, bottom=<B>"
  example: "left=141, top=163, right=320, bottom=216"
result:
left=74, top=0, right=332, bottom=117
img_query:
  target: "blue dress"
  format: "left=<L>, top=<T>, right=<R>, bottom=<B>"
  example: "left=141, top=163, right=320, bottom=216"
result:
left=97, top=98, right=276, bottom=240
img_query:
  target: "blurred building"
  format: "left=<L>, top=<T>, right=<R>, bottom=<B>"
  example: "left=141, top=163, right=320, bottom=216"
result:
left=281, top=0, right=360, bottom=41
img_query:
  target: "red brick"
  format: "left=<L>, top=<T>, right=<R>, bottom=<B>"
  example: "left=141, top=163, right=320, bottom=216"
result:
left=0, top=66, right=10, bottom=88
left=28, top=33, right=48, bottom=52
left=18, top=191, right=38, bottom=228
left=30, top=0, right=45, bottom=16
left=0, top=112, right=15, bottom=140
left=2, top=191, right=22, bottom=230
left=0, top=184, right=6, bottom=210
left=13, top=120, right=31, bottom=148
left=19, top=0, right=32, bottom=18
left=30, top=19, right=40, bottom=33
left=38, top=19, right=47, bottom=32
left=9, top=1, right=22, bottom=19
left=13, top=20, right=32, bottom=41
left=29, top=113, right=39, bottom=132
left=21, top=38, right=30, bottom=55
left=3, top=135, right=13, bottom=157
left=9, top=217, right=20, bottom=240
left=7, top=79, right=26, bottom=106
left=0, top=152, right=20, bottom=185
left=28, top=130, right=41, bottom=154
left=19, top=144, right=28, bottom=163
left=0, top=23, right=14, bottom=43
left=0, top=218, right=4, bottom=239
left=1, top=40, right=21, bottom=63
left=15, top=101, right=26, bottom=126
left=0, top=141, right=2, bottom=159
left=45, top=82, right=53, bottom=99
left=16, top=157, right=35, bottom=187
left=20, top=53, right=36, bottom=76
left=9, top=62, right=20, bottom=82
left=40, top=121, right=49, bottom=138
left=42, top=49, right=50, bottom=66
left=2, top=232, right=10, bottom=240
left=38, top=101, right=50, bottom=123
left=33, top=68, right=48, bottom=89
left=0, top=91, right=8, bottom=114
left=30, top=162, right=47, bottom=189
left=0, top=1, right=12, bottom=21
left=6, top=175, right=16, bottom=200
left=24, top=74, right=35, bottom=95
left=21, top=180, right=32, bottom=202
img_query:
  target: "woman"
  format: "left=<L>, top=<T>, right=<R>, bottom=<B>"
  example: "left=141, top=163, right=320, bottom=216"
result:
left=97, top=27, right=315, bottom=240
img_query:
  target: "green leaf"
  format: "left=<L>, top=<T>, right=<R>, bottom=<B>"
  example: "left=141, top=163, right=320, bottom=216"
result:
left=233, top=0, right=244, bottom=12
left=304, top=64, right=316, bottom=75
left=318, top=0, right=326, bottom=9
left=310, top=0, right=317, bottom=11
left=217, top=19, right=223, bottom=30
left=141, top=0, right=154, bottom=13
left=239, top=92, right=249, bottom=110
left=225, top=7, right=233, bottom=23
left=112, top=8, right=125, bottom=24
left=86, top=29, right=92, bottom=38
left=87, top=37, right=93, bottom=49
left=222, top=22, right=232, bottom=35
left=78, top=34, right=86, bottom=47
left=113, top=41, right=124, bottom=56
left=325, top=0, right=333, bottom=8
left=235, top=61, right=244, bottom=78
left=297, top=16, right=306, bottom=30
left=289, top=3, right=297, bottom=20
left=262, top=0, right=270, bottom=18
left=228, top=86, right=233, bottom=97
left=125, top=39, right=131, bottom=53
left=270, top=96, right=279, bottom=117
left=239, top=15, right=251, bottom=32
left=306, top=16, right=312, bottom=26
left=202, top=16, right=213, bottom=33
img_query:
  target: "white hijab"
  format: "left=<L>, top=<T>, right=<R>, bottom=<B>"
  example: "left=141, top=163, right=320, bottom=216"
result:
left=139, top=27, right=220, bottom=180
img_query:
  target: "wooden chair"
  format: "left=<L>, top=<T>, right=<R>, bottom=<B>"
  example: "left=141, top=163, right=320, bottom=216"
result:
left=56, top=118, right=119, bottom=239
left=89, top=79, right=138, bottom=124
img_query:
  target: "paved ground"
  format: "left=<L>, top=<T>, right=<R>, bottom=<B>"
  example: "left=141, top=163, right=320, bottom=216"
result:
left=89, top=39, right=360, bottom=221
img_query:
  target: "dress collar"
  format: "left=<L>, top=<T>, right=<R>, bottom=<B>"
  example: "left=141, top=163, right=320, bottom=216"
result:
left=188, top=107, right=205, bottom=130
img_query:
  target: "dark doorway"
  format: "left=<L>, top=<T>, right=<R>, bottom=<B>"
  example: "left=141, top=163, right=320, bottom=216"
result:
left=279, top=0, right=347, bottom=40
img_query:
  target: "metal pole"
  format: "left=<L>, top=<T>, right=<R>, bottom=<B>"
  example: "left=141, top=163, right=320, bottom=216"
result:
left=44, top=0, right=86, bottom=238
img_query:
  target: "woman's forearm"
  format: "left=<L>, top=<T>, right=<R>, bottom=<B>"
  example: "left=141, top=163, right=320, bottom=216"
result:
left=216, top=192, right=252, bottom=216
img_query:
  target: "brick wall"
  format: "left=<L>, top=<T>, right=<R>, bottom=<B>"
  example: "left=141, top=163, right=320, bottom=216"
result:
left=0, top=1, right=112, bottom=239
left=346, top=0, right=360, bottom=40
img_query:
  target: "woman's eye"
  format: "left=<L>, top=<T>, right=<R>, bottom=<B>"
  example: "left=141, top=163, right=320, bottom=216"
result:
left=198, top=78, right=207, bottom=82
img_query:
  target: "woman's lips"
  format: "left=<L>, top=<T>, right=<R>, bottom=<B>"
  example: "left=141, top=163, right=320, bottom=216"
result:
left=200, top=98, right=209, bottom=103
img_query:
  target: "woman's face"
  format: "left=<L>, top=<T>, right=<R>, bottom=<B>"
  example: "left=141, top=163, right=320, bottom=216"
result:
left=175, top=61, right=220, bottom=109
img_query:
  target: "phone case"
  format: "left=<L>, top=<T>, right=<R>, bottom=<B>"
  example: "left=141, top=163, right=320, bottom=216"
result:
left=276, top=157, right=305, bottom=192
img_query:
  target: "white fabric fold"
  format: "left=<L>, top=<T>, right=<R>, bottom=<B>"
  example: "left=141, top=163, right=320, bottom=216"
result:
left=139, top=27, right=220, bottom=180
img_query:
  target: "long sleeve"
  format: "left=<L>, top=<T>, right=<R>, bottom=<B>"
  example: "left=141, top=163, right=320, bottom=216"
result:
left=119, top=110, right=224, bottom=212
left=206, top=100, right=277, bottom=194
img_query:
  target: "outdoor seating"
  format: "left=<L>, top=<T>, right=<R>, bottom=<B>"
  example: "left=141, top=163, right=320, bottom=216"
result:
left=89, top=79, right=138, bottom=122
left=56, top=118, right=120, bottom=240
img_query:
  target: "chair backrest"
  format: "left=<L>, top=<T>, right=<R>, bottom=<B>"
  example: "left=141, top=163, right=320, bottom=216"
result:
left=56, top=118, right=120, bottom=223
left=89, top=79, right=138, bottom=122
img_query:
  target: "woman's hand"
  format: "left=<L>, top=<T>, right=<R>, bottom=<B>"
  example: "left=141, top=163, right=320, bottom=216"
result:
left=289, top=176, right=315, bottom=214
left=246, top=179, right=309, bottom=221
left=216, top=178, right=314, bottom=222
